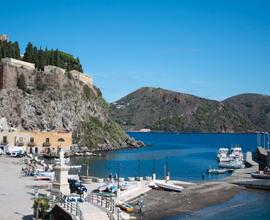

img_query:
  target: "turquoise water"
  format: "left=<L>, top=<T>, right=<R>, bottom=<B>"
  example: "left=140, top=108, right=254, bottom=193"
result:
left=70, top=132, right=270, bottom=219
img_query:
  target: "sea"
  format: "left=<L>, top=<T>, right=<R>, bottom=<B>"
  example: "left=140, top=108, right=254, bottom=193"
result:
left=70, top=132, right=270, bottom=220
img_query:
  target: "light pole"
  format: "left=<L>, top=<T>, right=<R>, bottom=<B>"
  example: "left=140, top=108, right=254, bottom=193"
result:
left=152, top=154, right=156, bottom=181
left=138, top=194, right=144, bottom=220
left=138, top=160, right=141, bottom=180
left=117, top=163, right=120, bottom=189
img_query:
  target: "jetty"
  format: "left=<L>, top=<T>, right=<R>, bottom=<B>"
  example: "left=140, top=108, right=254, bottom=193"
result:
left=224, top=151, right=270, bottom=190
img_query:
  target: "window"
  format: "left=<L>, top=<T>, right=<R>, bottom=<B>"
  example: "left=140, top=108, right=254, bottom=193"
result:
left=30, top=137, right=34, bottom=143
left=3, top=136, right=7, bottom=144
left=46, top=138, right=50, bottom=143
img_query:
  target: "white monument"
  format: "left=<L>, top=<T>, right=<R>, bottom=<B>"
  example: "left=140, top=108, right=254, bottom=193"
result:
left=52, top=150, right=70, bottom=196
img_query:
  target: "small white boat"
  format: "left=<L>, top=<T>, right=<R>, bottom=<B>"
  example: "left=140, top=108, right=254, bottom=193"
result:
left=207, top=168, right=227, bottom=174
left=98, top=183, right=109, bottom=192
left=108, top=184, right=118, bottom=193
left=120, top=182, right=129, bottom=191
left=69, top=165, right=82, bottom=169
left=154, top=180, right=183, bottom=192
left=35, top=171, right=55, bottom=181
left=217, top=148, right=229, bottom=162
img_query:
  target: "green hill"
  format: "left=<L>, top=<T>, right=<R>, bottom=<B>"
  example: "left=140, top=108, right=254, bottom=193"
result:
left=110, top=87, right=266, bottom=133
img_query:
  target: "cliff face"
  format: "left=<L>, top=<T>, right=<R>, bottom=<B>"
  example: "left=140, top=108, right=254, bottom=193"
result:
left=110, top=87, right=261, bottom=133
left=0, top=63, right=141, bottom=151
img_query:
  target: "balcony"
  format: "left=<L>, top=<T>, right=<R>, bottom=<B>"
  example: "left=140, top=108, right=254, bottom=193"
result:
left=27, top=142, right=36, bottom=147
left=16, top=142, right=24, bottom=146
left=43, top=142, right=51, bottom=147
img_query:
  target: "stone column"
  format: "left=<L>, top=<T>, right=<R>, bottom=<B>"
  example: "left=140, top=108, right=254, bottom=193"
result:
left=51, top=150, right=70, bottom=196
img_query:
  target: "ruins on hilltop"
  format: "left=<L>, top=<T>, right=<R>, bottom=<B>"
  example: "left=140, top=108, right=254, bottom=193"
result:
left=0, top=57, right=93, bottom=90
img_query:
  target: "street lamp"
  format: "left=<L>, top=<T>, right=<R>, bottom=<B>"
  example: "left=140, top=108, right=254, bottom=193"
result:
left=137, top=160, right=141, bottom=180
left=138, top=194, right=144, bottom=220
left=117, top=163, right=120, bottom=189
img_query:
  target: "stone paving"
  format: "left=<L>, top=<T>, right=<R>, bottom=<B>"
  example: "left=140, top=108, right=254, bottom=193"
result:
left=0, top=155, right=51, bottom=220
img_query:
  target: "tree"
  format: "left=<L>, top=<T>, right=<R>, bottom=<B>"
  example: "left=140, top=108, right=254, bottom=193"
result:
left=23, top=42, right=33, bottom=62
left=33, top=197, right=49, bottom=219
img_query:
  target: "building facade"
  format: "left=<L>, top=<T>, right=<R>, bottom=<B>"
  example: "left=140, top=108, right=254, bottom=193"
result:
left=0, top=130, right=72, bottom=154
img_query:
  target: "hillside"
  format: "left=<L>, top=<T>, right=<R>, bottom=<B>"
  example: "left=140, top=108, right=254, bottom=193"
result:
left=224, top=93, right=270, bottom=131
left=110, top=87, right=264, bottom=133
left=0, top=62, right=142, bottom=151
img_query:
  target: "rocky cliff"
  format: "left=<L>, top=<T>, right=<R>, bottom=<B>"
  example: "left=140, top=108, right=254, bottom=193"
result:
left=0, top=64, right=143, bottom=151
left=110, top=87, right=268, bottom=133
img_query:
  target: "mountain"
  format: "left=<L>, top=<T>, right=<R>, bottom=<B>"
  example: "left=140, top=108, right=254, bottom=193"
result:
left=224, top=93, right=270, bottom=131
left=110, top=87, right=269, bottom=133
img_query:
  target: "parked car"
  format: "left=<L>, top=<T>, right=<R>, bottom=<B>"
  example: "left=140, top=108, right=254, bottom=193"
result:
left=69, top=180, right=87, bottom=194
left=63, top=194, right=85, bottom=204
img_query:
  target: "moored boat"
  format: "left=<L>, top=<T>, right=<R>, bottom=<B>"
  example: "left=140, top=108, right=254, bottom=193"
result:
left=207, top=168, right=227, bottom=174
left=217, top=148, right=229, bottom=162
left=35, top=171, right=55, bottom=180
left=154, top=180, right=183, bottom=192
left=219, top=159, right=245, bottom=169
left=117, top=202, right=134, bottom=212
left=229, top=146, right=243, bottom=160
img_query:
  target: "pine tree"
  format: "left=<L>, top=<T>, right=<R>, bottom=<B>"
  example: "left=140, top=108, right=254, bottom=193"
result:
left=24, top=42, right=33, bottom=62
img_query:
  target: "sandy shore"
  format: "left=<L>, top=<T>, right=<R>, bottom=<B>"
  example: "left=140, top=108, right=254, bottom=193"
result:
left=129, top=181, right=242, bottom=219
left=0, top=155, right=51, bottom=220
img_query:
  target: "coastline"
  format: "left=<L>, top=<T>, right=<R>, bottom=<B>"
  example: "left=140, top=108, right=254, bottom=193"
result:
left=129, top=181, right=242, bottom=219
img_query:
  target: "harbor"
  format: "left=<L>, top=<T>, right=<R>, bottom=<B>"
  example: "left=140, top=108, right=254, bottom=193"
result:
left=1, top=133, right=270, bottom=220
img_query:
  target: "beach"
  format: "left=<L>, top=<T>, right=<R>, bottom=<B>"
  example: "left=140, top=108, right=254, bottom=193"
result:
left=129, top=181, right=242, bottom=219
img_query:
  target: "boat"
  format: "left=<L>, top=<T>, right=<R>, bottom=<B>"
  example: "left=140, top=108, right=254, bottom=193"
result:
left=108, top=184, right=118, bottom=193
left=120, top=182, right=129, bottom=191
left=251, top=171, right=270, bottom=179
left=219, top=155, right=230, bottom=162
left=217, top=148, right=229, bottom=162
left=229, top=146, right=243, bottom=160
left=98, top=183, right=109, bottom=192
left=207, top=168, right=227, bottom=174
left=219, top=159, right=245, bottom=169
left=117, top=202, right=134, bottom=212
left=35, top=171, right=55, bottom=181
left=154, top=180, right=183, bottom=192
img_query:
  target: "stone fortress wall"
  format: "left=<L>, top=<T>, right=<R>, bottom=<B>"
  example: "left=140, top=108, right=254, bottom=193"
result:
left=0, top=57, right=93, bottom=90
left=0, top=34, right=8, bottom=42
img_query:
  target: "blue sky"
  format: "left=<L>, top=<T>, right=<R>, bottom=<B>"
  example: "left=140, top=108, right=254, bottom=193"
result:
left=1, top=0, right=270, bottom=102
